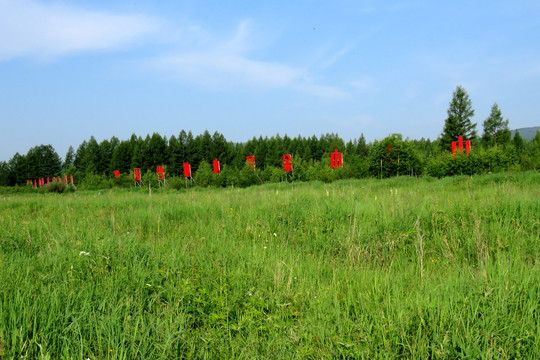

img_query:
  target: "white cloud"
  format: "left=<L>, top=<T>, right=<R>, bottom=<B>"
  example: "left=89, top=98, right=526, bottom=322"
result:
left=0, top=1, right=349, bottom=99
left=158, top=51, right=302, bottom=89
left=0, top=0, right=159, bottom=60
left=153, top=20, right=348, bottom=99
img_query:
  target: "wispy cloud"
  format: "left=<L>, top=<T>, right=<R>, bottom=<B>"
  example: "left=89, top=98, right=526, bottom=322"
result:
left=153, top=20, right=348, bottom=99
left=0, top=0, right=159, bottom=60
left=0, top=1, right=349, bottom=99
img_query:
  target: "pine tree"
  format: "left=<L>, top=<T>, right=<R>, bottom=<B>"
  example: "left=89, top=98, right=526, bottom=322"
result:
left=63, top=146, right=75, bottom=171
left=356, top=133, right=369, bottom=157
left=0, top=161, right=9, bottom=186
left=111, top=141, right=132, bottom=173
left=84, top=136, right=101, bottom=175
left=25, top=145, right=61, bottom=179
left=482, top=103, right=510, bottom=147
left=74, top=141, right=88, bottom=175
left=513, top=131, right=525, bottom=155
left=440, top=85, right=477, bottom=150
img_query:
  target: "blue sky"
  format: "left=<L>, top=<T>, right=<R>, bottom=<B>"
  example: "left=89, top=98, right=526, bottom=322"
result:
left=1, top=0, right=539, bottom=161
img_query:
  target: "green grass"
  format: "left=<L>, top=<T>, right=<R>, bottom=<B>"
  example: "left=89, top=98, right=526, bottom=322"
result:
left=1, top=173, right=539, bottom=359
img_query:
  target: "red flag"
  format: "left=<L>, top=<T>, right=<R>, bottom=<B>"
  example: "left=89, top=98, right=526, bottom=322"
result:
left=183, top=163, right=191, bottom=178
left=283, top=154, right=293, bottom=172
left=133, top=168, right=141, bottom=181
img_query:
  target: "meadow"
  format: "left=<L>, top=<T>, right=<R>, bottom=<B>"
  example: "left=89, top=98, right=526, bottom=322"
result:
left=0, top=172, right=539, bottom=359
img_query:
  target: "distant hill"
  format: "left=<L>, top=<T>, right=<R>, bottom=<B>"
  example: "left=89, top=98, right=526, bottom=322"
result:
left=511, top=126, right=540, bottom=141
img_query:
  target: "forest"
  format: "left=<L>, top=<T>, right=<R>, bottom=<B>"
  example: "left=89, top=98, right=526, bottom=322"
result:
left=1, top=86, right=539, bottom=190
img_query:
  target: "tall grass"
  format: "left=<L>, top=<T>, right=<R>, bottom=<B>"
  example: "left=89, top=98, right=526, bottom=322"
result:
left=0, top=172, right=539, bottom=359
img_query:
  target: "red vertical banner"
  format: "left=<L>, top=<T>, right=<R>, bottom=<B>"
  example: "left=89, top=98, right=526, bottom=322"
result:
left=246, top=156, right=256, bottom=171
left=47, top=177, right=50, bottom=184
left=70, top=174, right=73, bottom=184
left=41, top=178, right=45, bottom=186
left=64, top=175, right=68, bottom=185
left=331, top=149, right=343, bottom=168
left=458, top=136, right=463, bottom=152
left=156, top=166, right=165, bottom=180
left=114, top=170, right=120, bottom=178
left=213, top=159, right=220, bottom=174
left=283, top=154, right=293, bottom=172
left=34, top=179, right=37, bottom=187
left=183, top=162, right=191, bottom=178
left=133, top=168, right=141, bottom=181
left=451, top=142, right=457, bottom=156
left=465, top=140, right=471, bottom=156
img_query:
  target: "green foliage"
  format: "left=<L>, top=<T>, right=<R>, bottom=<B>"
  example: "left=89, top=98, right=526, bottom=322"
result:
left=236, top=162, right=261, bottom=187
left=0, top=161, right=9, bottom=186
left=42, top=181, right=68, bottom=193
left=513, top=131, right=526, bottom=155
left=193, top=161, right=214, bottom=187
left=530, top=131, right=540, bottom=169
left=368, top=134, right=422, bottom=178
left=79, top=173, right=113, bottom=190
left=440, top=85, right=477, bottom=150
left=482, top=102, right=511, bottom=147
left=426, top=146, right=518, bottom=177
left=5, top=126, right=539, bottom=191
left=62, top=146, right=75, bottom=171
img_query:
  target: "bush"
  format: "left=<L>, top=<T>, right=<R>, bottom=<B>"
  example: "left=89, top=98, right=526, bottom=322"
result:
left=79, top=174, right=113, bottom=190
left=193, top=161, right=214, bottom=187
left=426, top=146, right=518, bottom=177
left=368, top=134, right=422, bottom=178
left=43, top=181, right=66, bottom=193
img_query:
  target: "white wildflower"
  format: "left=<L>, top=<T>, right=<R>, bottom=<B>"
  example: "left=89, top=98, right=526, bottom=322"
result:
left=79, top=251, right=90, bottom=256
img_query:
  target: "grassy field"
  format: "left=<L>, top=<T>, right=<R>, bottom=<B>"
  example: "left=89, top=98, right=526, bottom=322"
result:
left=0, top=172, right=539, bottom=359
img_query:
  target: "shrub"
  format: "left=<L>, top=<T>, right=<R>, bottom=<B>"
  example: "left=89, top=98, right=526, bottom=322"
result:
left=43, top=181, right=66, bottom=193
left=193, top=161, right=214, bottom=187
left=368, top=134, right=422, bottom=178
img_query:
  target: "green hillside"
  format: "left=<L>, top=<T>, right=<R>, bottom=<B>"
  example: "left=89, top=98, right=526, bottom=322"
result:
left=511, top=126, right=540, bottom=141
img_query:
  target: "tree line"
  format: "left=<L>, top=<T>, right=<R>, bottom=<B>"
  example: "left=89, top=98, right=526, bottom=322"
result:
left=1, top=86, right=539, bottom=189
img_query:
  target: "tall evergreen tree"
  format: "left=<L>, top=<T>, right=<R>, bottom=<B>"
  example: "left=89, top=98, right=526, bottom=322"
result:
left=513, top=131, right=525, bottom=155
left=482, top=103, right=510, bottom=147
left=74, top=141, right=88, bottom=175
left=167, top=135, right=181, bottom=176
left=197, top=130, right=213, bottom=164
left=8, top=153, right=26, bottom=185
left=26, top=145, right=61, bottom=179
left=440, top=85, right=477, bottom=150
left=0, top=161, right=9, bottom=186
left=210, top=131, right=230, bottom=163
left=63, top=146, right=75, bottom=171
left=84, top=136, right=101, bottom=174
left=111, top=141, right=132, bottom=173
left=356, top=133, right=369, bottom=157
left=147, top=133, right=167, bottom=169
left=98, top=139, right=112, bottom=174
